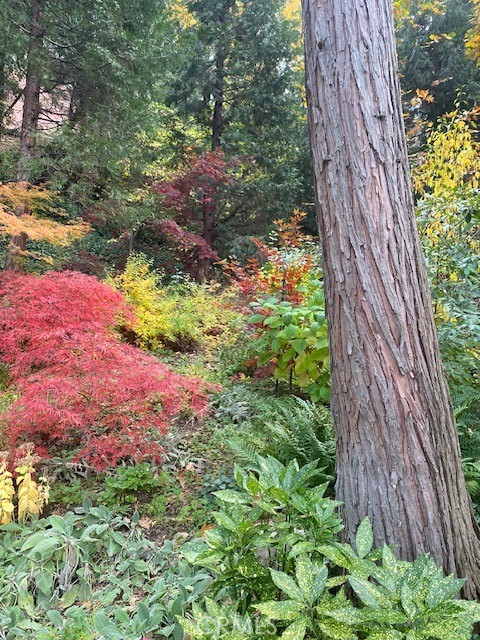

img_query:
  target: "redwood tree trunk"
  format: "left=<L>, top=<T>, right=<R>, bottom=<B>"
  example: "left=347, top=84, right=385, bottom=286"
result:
left=302, top=0, right=480, bottom=597
left=5, top=0, right=44, bottom=271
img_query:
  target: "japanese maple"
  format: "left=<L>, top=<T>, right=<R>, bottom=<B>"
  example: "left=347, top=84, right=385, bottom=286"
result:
left=152, top=150, right=236, bottom=281
left=0, top=271, right=209, bottom=470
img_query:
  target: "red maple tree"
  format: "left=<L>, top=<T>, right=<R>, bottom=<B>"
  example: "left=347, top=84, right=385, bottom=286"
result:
left=0, top=271, right=209, bottom=470
left=152, top=150, right=236, bottom=281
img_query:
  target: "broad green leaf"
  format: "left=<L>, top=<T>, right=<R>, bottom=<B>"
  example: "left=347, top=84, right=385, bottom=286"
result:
left=318, top=618, right=356, bottom=639
left=270, top=569, right=304, bottom=601
left=348, top=576, right=392, bottom=609
left=355, top=517, right=374, bottom=558
left=280, top=617, right=308, bottom=640
left=256, top=600, right=304, bottom=621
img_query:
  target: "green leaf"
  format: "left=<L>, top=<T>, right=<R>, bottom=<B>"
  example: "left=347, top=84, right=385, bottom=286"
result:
left=46, top=610, right=64, bottom=627
left=318, top=544, right=352, bottom=569
left=270, top=569, right=304, bottom=601
left=317, top=618, right=356, bottom=639
left=295, top=556, right=315, bottom=596
left=137, top=602, right=150, bottom=627
left=288, top=542, right=316, bottom=559
left=348, top=576, right=392, bottom=609
left=256, top=600, right=304, bottom=621
left=291, top=338, right=307, bottom=354
left=355, top=517, right=374, bottom=558
left=94, top=612, right=123, bottom=638
left=213, top=489, right=248, bottom=504
left=280, top=617, right=308, bottom=640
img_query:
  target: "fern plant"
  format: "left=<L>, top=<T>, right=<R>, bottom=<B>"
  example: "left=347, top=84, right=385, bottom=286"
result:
left=224, top=392, right=335, bottom=484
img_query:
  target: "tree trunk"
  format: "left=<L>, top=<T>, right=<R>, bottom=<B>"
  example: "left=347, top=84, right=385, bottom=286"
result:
left=5, top=0, right=44, bottom=271
left=302, top=0, right=480, bottom=597
left=212, top=54, right=225, bottom=151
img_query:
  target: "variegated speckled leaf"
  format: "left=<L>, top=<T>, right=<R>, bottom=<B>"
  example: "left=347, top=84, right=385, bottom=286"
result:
left=288, top=541, right=316, bottom=559
left=256, top=599, right=304, bottom=621
left=425, top=575, right=465, bottom=607
left=348, top=576, right=392, bottom=609
left=355, top=517, right=374, bottom=558
left=366, top=630, right=404, bottom=640
left=317, top=617, right=356, bottom=639
left=178, top=616, right=203, bottom=638
left=311, top=567, right=328, bottom=603
left=295, top=556, right=315, bottom=596
left=421, top=617, right=474, bottom=640
left=317, top=544, right=352, bottom=569
left=280, top=617, right=308, bottom=640
left=270, top=568, right=304, bottom=601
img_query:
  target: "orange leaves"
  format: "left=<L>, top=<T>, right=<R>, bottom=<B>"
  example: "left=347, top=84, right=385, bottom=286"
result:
left=0, top=182, right=89, bottom=249
left=0, top=210, right=88, bottom=246
left=224, top=211, right=319, bottom=304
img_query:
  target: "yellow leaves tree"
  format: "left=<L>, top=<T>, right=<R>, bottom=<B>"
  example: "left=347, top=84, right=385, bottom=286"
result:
left=0, top=182, right=89, bottom=268
left=413, top=109, right=480, bottom=195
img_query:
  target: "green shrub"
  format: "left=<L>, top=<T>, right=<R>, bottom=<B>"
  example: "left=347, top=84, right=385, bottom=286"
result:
left=0, top=500, right=211, bottom=639
left=249, top=286, right=330, bottom=402
left=212, top=385, right=335, bottom=483
left=180, top=455, right=480, bottom=640
left=99, top=462, right=162, bottom=509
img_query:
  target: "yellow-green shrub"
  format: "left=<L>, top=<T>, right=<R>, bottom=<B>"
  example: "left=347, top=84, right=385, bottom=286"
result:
left=110, top=254, right=243, bottom=357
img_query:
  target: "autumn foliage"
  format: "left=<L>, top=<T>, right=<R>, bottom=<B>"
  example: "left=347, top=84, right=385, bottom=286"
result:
left=0, top=271, right=209, bottom=470
left=152, top=151, right=235, bottom=280
left=225, top=210, right=319, bottom=303
left=0, top=182, right=88, bottom=247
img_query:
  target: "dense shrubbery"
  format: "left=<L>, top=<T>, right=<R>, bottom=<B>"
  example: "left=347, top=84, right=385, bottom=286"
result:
left=110, top=254, right=242, bottom=357
left=0, top=271, right=209, bottom=469
left=180, top=456, right=480, bottom=640
left=0, top=500, right=211, bottom=639
left=2, top=457, right=479, bottom=640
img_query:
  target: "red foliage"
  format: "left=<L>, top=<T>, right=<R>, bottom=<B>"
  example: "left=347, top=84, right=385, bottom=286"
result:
left=0, top=271, right=209, bottom=470
left=224, top=211, right=316, bottom=304
left=152, top=151, right=235, bottom=280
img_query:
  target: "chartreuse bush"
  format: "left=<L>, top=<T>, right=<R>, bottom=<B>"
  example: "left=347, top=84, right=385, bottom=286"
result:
left=180, top=456, right=480, bottom=640
left=110, top=254, right=242, bottom=357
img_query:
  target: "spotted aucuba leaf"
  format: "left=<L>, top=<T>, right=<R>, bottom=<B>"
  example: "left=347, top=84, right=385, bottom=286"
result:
left=348, top=576, right=393, bottom=609
left=270, top=569, right=304, bottom=601
left=280, top=617, right=308, bottom=640
left=295, top=556, right=315, bottom=595
left=355, top=517, right=374, bottom=558
left=366, top=630, right=404, bottom=640
left=255, top=600, right=304, bottom=621
left=317, top=618, right=356, bottom=640
left=422, top=616, right=479, bottom=640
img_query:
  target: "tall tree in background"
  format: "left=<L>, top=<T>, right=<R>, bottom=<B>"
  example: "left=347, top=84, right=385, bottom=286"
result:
left=169, top=0, right=310, bottom=232
left=5, top=0, right=45, bottom=270
left=302, top=0, right=480, bottom=597
left=396, top=0, right=480, bottom=120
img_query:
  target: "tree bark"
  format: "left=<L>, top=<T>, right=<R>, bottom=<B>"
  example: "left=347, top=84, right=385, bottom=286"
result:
left=302, top=0, right=480, bottom=597
left=5, top=0, right=44, bottom=271
left=212, top=54, right=225, bottom=151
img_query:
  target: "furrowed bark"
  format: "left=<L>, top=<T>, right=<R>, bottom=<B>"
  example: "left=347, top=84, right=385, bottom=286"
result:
left=302, top=0, right=480, bottom=597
